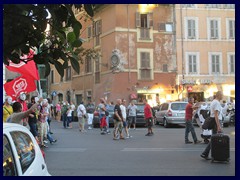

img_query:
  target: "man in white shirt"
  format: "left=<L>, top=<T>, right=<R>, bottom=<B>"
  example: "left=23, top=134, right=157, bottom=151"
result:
left=201, top=91, right=223, bottom=160
left=77, top=102, right=87, bottom=132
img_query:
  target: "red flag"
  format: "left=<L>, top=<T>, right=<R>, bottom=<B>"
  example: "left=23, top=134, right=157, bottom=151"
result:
left=4, top=75, right=37, bottom=100
left=6, top=50, right=40, bottom=80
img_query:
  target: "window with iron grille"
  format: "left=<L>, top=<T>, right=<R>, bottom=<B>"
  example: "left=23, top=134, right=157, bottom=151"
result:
left=229, top=20, right=235, bottom=39
left=229, top=55, right=235, bottom=74
left=211, top=55, right=220, bottom=73
left=65, top=66, right=71, bottom=81
left=95, top=57, right=100, bottom=84
left=85, top=57, right=92, bottom=73
left=140, top=52, right=151, bottom=79
left=210, top=20, right=219, bottom=39
left=187, top=19, right=196, bottom=39
left=188, top=55, right=197, bottom=74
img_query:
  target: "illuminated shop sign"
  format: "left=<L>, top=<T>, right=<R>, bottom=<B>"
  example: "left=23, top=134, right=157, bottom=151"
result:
left=182, top=79, right=212, bottom=85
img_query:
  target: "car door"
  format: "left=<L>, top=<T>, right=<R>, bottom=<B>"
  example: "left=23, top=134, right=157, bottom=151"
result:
left=160, top=103, right=169, bottom=122
left=3, top=135, right=18, bottom=176
left=5, top=127, right=49, bottom=176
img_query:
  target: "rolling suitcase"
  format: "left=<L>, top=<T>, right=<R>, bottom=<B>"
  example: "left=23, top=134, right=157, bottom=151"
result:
left=211, top=134, right=230, bottom=163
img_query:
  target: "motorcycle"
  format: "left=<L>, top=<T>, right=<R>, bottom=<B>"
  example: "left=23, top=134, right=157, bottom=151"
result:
left=227, top=106, right=235, bottom=126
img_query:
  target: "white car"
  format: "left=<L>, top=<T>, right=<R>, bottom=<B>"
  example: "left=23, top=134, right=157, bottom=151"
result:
left=3, top=123, right=51, bottom=176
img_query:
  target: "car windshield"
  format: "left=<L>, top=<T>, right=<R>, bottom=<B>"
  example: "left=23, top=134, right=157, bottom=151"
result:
left=171, top=103, right=187, bottom=110
left=136, top=105, right=145, bottom=112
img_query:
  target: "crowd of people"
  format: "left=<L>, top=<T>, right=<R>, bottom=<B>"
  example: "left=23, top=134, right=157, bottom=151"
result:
left=3, top=93, right=57, bottom=149
left=3, top=90, right=232, bottom=161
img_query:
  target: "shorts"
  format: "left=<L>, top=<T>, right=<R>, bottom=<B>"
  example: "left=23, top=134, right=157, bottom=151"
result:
left=78, top=117, right=85, bottom=125
left=123, top=120, right=128, bottom=128
left=128, top=116, right=136, bottom=124
left=146, top=118, right=153, bottom=128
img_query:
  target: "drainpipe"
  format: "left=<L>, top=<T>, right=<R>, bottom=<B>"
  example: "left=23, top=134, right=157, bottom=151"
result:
left=180, top=5, right=185, bottom=100
left=127, top=4, right=131, bottom=82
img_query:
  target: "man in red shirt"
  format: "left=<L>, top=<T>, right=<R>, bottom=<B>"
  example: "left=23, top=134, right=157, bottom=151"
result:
left=185, top=97, right=201, bottom=144
left=143, top=99, right=154, bottom=136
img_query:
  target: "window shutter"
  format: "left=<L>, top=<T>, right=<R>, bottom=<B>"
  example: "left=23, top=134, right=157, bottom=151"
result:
left=87, top=26, right=92, bottom=38
left=148, top=12, right=153, bottom=28
left=192, top=20, right=196, bottom=37
left=158, top=23, right=166, bottom=31
left=215, top=21, right=218, bottom=38
left=188, top=20, right=191, bottom=37
left=136, top=12, right=140, bottom=27
left=210, top=20, right=214, bottom=38
left=92, top=22, right=96, bottom=37
left=98, top=20, right=102, bottom=34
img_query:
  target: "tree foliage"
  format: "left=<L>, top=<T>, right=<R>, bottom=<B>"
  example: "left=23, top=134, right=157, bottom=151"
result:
left=3, top=4, right=100, bottom=77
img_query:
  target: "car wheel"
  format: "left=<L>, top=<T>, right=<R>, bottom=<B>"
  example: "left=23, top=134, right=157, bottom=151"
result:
left=163, top=119, right=169, bottom=128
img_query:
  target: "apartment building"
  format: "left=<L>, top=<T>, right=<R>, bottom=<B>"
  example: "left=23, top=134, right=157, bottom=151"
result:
left=49, top=4, right=177, bottom=106
left=175, top=4, right=235, bottom=102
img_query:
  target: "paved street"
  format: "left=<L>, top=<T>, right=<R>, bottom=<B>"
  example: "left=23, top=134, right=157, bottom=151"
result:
left=45, top=120, right=235, bottom=176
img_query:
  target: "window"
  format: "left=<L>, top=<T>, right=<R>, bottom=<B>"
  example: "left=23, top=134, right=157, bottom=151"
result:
left=228, top=20, right=235, bottom=39
left=86, top=91, right=92, bottom=101
left=158, top=23, right=173, bottom=32
left=140, top=52, right=151, bottom=79
left=136, top=12, right=153, bottom=39
left=223, top=4, right=235, bottom=9
left=95, top=57, right=100, bottom=84
left=3, top=135, right=17, bottom=176
left=211, top=55, right=220, bottom=73
left=161, top=103, right=169, bottom=111
left=10, top=131, right=35, bottom=174
left=50, top=70, right=54, bottom=84
left=228, top=54, right=235, bottom=74
left=163, top=64, right=168, bottom=72
left=205, top=4, right=222, bottom=8
left=87, top=26, right=92, bottom=38
left=187, top=19, right=196, bottom=39
left=188, top=55, right=197, bottom=74
left=65, top=66, right=71, bottom=81
left=182, top=4, right=195, bottom=8
left=93, top=20, right=102, bottom=46
left=85, top=57, right=92, bottom=73
left=75, top=94, right=83, bottom=106
left=210, top=20, right=219, bottom=39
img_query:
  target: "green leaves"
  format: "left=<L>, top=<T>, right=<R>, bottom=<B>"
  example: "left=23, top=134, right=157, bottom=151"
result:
left=84, top=4, right=94, bottom=17
left=67, top=32, right=76, bottom=43
left=70, top=56, right=80, bottom=74
left=3, top=4, right=96, bottom=77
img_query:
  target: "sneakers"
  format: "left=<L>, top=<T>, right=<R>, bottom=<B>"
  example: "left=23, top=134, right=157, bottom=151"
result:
left=50, top=139, right=57, bottom=144
left=126, top=135, right=132, bottom=139
left=200, top=154, right=212, bottom=160
left=43, top=140, right=48, bottom=144
left=185, top=141, right=193, bottom=144
left=88, top=127, right=92, bottom=130
left=194, top=140, right=202, bottom=144
left=145, top=133, right=151, bottom=136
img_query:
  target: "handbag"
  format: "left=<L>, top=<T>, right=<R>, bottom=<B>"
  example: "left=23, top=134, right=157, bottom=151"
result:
left=202, top=117, right=216, bottom=130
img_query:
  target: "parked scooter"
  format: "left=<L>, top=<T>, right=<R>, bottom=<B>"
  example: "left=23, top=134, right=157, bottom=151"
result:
left=227, top=105, right=235, bottom=126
